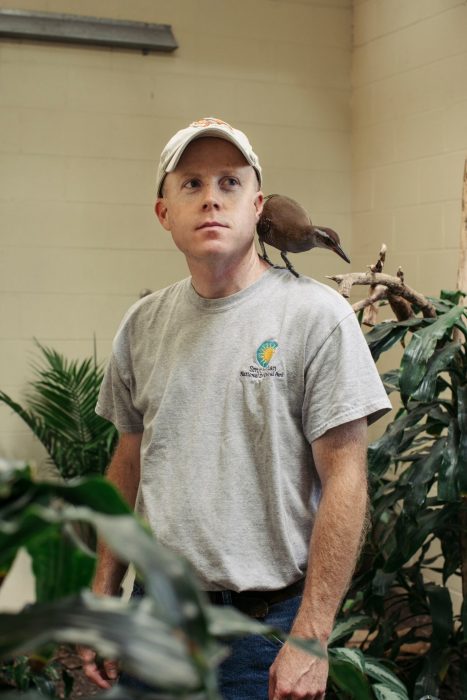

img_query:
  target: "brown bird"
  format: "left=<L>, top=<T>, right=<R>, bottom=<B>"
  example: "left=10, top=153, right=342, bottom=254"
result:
left=257, top=194, right=350, bottom=277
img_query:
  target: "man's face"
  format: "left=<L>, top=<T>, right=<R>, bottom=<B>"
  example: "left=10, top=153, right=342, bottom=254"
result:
left=155, top=138, right=263, bottom=265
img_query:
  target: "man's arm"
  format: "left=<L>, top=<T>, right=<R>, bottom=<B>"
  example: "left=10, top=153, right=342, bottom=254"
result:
left=269, top=417, right=368, bottom=700
left=77, top=431, right=143, bottom=688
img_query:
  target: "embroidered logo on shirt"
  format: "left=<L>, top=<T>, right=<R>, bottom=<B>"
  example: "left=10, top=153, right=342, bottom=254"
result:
left=239, top=339, right=284, bottom=380
left=256, top=340, right=278, bottom=368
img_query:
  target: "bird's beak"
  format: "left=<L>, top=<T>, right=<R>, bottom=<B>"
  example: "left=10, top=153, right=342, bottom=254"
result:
left=333, top=242, right=351, bottom=264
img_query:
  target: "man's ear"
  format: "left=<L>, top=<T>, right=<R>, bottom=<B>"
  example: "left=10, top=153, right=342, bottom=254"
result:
left=155, top=199, right=171, bottom=231
left=254, top=191, right=264, bottom=222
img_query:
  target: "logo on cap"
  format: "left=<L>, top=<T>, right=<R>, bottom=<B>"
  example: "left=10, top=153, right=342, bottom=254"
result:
left=190, top=117, right=234, bottom=131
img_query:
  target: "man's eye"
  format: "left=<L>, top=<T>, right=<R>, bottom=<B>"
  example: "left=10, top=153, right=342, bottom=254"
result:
left=184, top=179, right=200, bottom=189
left=223, top=177, right=239, bottom=187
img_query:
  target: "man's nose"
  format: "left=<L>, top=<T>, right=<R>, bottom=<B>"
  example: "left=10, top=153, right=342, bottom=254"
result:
left=201, top=184, right=220, bottom=210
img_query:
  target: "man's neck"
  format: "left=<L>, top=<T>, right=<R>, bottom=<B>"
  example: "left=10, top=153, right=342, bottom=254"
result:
left=188, top=248, right=270, bottom=299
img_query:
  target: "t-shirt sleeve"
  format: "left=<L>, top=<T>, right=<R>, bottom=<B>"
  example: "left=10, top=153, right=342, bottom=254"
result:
left=302, top=311, right=392, bottom=444
left=96, top=354, right=144, bottom=433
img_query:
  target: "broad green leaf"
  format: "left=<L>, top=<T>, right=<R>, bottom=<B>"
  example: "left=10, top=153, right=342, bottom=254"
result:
left=426, top=584, right=452, bottom=650
left=399, top=305, right=465, bottom=399
left=368, top=406, right=426, bottom=476
left=329, top=615, right=373, bottom=645
left=438, top=420, right=459, bottom=501
left=328, top=654, right=372, bottom=699
left=330, top=647, right=365, bottom=673
left=403, top=439, right=446, bottom=510
left=0, top=593, right=202, bottom=692
left=458, top=384, right=467, bottom=492
left=286, top=637, right=326, bottom=659
left=380, top=369, right=400, bottom=394
left=373, top=683, right=409, bottom=700
left=384, top=508, right=450, bottom=571
left=440, top=289, right=465, bottom=305
left=412, top=341, right=462, bottom=402
left=26, top=525, right=95, bottom=602
left=364, top=658, right=408, bottom=697
left=371, top=570, right=396, bottom=597
left=365, top=323, right=414, bottom=362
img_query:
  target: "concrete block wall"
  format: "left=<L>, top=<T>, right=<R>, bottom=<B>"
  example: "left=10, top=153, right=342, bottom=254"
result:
left=0, top=0, right=353, bottom=472
left=351, top=0, right=467, bottom=614
left=351, top=0, right=467, bottom=295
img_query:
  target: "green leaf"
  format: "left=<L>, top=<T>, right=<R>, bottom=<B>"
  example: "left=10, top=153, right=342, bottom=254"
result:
left=399, top=305, right=465, bottom=399
left=438, top=420, right=459, bottom=501
left=365, top=323, right=416, bottom=362
left=403, top=439, right=446, bottom=510
left=26, top=525, right=95, bottom=602
left=412, top=341, right=462, bottom=402
left=440, top=289, right=465, bottom=305
left=426, top=584, right=452, bottom=650
left=329, top=615, right=373, bottom=645
left=328, top=649, right=372, bottom=699
left=384, top=508, right=450, bottom=571
left=368, top=406, right=427, bottom=476
left=330, top=647, right=365, bottom=672
left=0, top=593, right=203, bottom=692
left=373, top=683, right=409, bottom=700
left=458, top=384, right=467, bottom=492
left=380, top=370, right=400, bottom=394
left=364, top=658, right=408, bottom=697
left=0, top=342, right=118, bottom=479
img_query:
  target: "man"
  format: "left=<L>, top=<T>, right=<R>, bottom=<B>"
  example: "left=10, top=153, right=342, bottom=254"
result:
left=79, top=117, right=391, bottom=699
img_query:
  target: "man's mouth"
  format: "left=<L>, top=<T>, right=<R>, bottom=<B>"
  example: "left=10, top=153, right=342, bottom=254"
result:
left=196, top=221, right=228, bottom=229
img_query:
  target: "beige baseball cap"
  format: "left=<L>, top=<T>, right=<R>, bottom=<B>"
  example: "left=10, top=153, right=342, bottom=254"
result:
left=156, top=117, right=262, bottom=196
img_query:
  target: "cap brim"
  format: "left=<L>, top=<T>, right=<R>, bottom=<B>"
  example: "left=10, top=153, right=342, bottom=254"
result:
left=165, top=128, right=256, bottom=173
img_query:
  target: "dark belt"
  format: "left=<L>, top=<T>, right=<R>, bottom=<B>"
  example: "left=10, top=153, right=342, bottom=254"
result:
left=207, top=578, right=305, bottom=619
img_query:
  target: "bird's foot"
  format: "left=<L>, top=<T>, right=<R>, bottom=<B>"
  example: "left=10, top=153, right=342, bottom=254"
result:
left=280, top=252, right=300, bottom=278
left=259, top=253, right=274, bottom=267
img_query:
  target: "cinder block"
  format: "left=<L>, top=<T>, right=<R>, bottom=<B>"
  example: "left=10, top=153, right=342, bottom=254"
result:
left=418, top=249, right=459, bottom=295
left=264, top=167, right=350, bottom=216
left=65, top=157, right=154, bottom=205
left=0, top=62, right=68, bottom=109
left=0, top=293, right=22, bottom=340
left=352, top=169, right=374, bottom=212
left=354, top=0, right=463, bottom=46
left=394, top=109, right=444, bottom=161
left=443, top=201, right=464, bottom=250
left=443, top=100, right=467, bottom=152
left=233, top=79, right=349, bottom=131
left=18, top=293, right=136, bottom=341
left=352, top=33, right=398, bottom=87
left=393, top=204, right=443, bottom=252
left=419, top=152, right=466, bottom=203
left=0, top=340, right=34, bottom=386
left=0, top=154, right=66, bottom=201
left=0, top=107, right=22, bottom=153
left=373, top=161, right=419, bottom=209
left=252, top=124, right=350, bottom=172
left=186, top=32, right=275, bottom=84
left=275, top=44, right=350, bottom=89
left=352, top=122, right=395, bottom=170
left=67, top=65, right=154, bottom=115
left=352, top=211, right=394, bottom=255
left=0, top=246, right=187, bottom=295
left=398, top=5, right=467, bottom=71
left=351, top=85, right=373, bottom=129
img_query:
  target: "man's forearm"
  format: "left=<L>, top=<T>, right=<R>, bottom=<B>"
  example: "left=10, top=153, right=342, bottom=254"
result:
left=92, top=431, right=143, bottom=597
left=292, top=463, right=367, bottom=642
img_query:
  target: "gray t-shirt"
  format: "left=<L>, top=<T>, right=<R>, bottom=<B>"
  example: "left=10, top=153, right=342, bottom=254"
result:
left=97, top=268, right=391, bottom=591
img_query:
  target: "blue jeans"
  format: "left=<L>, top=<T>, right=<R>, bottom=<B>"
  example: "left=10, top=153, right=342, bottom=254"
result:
left=120, top=584, right=301, bottom=699
left=217, top=593, right=301, bottom=699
